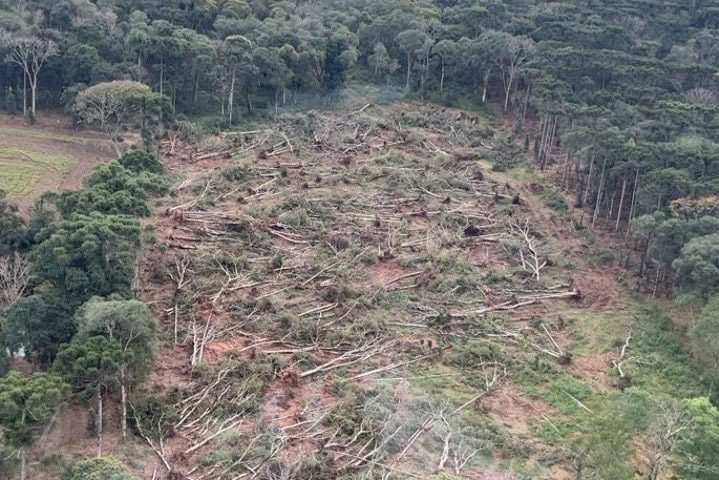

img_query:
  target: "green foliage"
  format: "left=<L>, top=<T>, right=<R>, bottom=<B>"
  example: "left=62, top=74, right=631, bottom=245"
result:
left=573, top=402, right=634, bottom=480
left=54, top=336, right=123, bottom=401
left=127, top=392, right=177, bottom=441
left=54, top=160, right=167, bottom=217
left=2, top=294, right=75, bottom=365
left=65, top=457, right=139, bottom=480
left=490, top=135, right=523, bottom=172
left=74, top=81, right=170, bottom=150
left=447, top=339, right=505, bottom=369
left=673, top=234, right=719, bottom=296
left=31, top=212, right=141, bottom=305
left=429, top=474, right=467, bottom=480
left=118, top=150, right=162, bottom=174
left=677, top=397, right=719, bottom=480
left=0, top=190, right=25, bottom=254
left=542, top=188, right=569, bottom=212
left=74, top=297, right=157, bottom=385
left=0, top=371, right=69, bottom=448
left=688, top=298, right=719, bottom=387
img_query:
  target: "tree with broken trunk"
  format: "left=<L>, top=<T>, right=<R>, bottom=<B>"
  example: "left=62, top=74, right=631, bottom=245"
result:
left=0, top=371, right=69, bottom=480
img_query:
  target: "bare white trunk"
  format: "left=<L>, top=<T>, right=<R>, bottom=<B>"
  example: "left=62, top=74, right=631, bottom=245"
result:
left=584, top=155, right=594, bottom=205
left=503, top=70, right=514, bottom=110
left=625, top=170, right=640, bottom=239
left=615, top=177, right=627, bottom=231
left=97, top=390, right=103, bottom=457
left=405, top=52, right=411, bottom=90
left=592, top=157, right=608, bottom=229
left=20, top=448, right=26, bottom=480
left=22, top=73, right=27, bottom=116
left=159, top=60, right=164, bottom=96
left=121, top=381, right=127, bottom=439
left=440, top=62, right=445, bottom=92
left=28, top=72, right=37, bottom=117
left=228, top=71, right=235, bottom=124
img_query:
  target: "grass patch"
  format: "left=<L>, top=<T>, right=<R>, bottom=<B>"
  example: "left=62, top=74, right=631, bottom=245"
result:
left=0, top=147, right=77, bottom=197
left=520, top=373, right=594, bottom=415
left=0, top=126, right=88, bottom=144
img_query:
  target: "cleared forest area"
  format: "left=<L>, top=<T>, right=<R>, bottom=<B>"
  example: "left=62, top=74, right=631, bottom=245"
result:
left=38, top=99, right=687, bottom=479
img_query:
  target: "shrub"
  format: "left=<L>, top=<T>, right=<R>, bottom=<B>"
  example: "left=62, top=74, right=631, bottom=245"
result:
left=542, top=188, right=569, bottom=212
left=65, top=457, right=139, bottom=480
left=119, top=149, right=162, bottom=174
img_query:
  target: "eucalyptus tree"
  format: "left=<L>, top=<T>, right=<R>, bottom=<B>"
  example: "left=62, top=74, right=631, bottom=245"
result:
left=396, top=29, right=429, bottom=91
left=218, top=35, right=254, bottom=123
left=73, top=298, right=157, bottom=439
left=497, top=35, right=536, bottom=111
left=1, top=34, right=58, bottom=118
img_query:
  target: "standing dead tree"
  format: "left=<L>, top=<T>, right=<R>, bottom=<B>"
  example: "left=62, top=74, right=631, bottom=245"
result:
left=0, top=253, right=30, bottom=312
left=385, top=363, right=507, bottom=479
left=645, top=401, right=694, bottom=480
left=510, top=219, right=547, bottom=280
left=168, top=255, right=192, bottom=344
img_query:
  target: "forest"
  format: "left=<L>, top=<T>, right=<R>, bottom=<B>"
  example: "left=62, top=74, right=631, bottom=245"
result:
left=0, top=0, right=718, bottom=479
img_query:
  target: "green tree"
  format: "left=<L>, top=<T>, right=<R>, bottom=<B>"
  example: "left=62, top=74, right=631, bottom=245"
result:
left=73, top=81, right=169, bottom=156
left=396, top=29, right=429, bottom=91
left=498, top=35, right=536, bottom=111
left=31, top=212, right=141, bottom=308
left=54, top=336, right=124, bottom=455
left=368, top=42, right=398, bottom=84
left=324, top=28, right=359, bottom=90
left=118, top=150, right=163, bottom=174
left=74, top=297, right=156, bottom=438
left=432, top=39, right=458, bottom=92
left=573, top=404, right=633, bottom=480
left=673, top=234, right=719, bottom=296
left=1, top=295, right=74, bottom=365
left=0, top=371, right=69, bottom=480
left=218, top=35, right=255, bottom=124
left=55, top=160, right=167, bottom=217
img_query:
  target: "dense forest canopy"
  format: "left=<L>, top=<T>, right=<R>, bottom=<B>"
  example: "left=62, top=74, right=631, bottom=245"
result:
left=0, top=0, right=719, bottom=479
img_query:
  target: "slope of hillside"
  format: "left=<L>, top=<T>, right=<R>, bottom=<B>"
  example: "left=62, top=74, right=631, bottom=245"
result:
left=20, top=97, right=702, bottom=480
